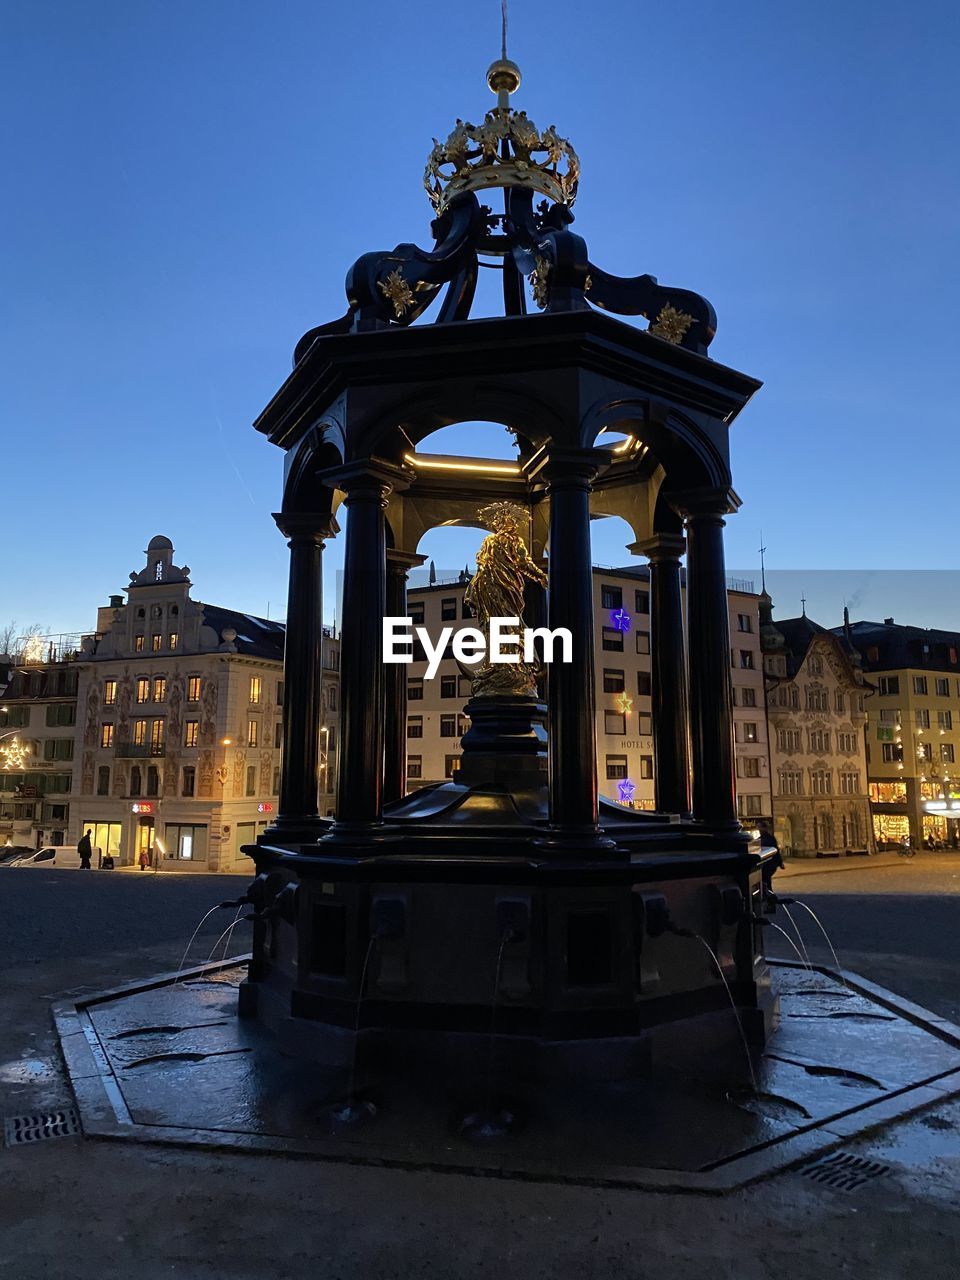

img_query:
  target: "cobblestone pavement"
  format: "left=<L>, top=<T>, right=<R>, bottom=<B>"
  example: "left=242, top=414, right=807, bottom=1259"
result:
left=1, top=866, right=959, bottom=1280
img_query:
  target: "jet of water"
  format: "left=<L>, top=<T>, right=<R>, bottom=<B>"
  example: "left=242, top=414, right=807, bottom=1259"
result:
left=779, top=905, right=813, bottom=968
left=766, top=921, right=808, bottom=967
left=790, top=900, right=848, bottom=989
left=174, top=905, right=226, bottom=985
left=692, top=933, right=758, bottom=1094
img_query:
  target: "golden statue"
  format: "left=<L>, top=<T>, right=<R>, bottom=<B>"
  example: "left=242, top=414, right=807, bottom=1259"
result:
left=464, top=501, right=548, bottom=698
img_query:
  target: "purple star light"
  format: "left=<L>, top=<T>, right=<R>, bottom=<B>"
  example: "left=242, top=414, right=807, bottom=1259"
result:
left=617, top=778, right=636, bottom=805
left=610, top=608, right=632, bottom=632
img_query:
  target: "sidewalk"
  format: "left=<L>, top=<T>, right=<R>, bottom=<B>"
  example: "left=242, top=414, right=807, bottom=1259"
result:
left=777, top=851, right=960, bottom=878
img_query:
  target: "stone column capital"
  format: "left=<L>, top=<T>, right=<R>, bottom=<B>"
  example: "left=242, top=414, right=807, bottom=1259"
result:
left=531, top=448, right=608, bottom=490
left=386, top=550, right=428, bottom=575
left=323, top=458, right=413, bottom=502
left=667, top=486, right=741, bottom=521
left=630, top=534, right=686, bottom=562
left=273, top=512, right=340, bottom=543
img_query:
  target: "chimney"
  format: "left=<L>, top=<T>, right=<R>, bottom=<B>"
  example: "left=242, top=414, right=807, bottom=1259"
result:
left=884, top=617, right=894, bottom=625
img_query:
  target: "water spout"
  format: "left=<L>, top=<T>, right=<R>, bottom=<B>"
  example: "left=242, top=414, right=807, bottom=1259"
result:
left=459, top=931, right=520, bottom=1140
left=321, top=935, right=379, bottom=1130
left=779, top=905, right=813, bottom=968
left=791, top=900, right=848, bottom=989
left=174, top=904, right=230, bottom=985
left=766, top=921, right=808, bottom=967
left=692, top=934, right=759, bottom=1094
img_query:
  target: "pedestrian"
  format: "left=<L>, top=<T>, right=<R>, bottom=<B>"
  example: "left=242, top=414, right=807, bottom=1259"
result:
left=77, top=829, right=93, bottom=870
left=153, top=844, right=162, bottom=874
left=139, top=847, right=150, bottom=871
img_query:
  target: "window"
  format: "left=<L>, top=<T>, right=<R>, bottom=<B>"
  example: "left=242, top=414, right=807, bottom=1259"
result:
left=918, top=742, right=934, bottom=762
left=440, top=714, right=457, bottom=738
left=738, top=794, right=763, bottom=816
left=327, top=684, right=337, bottom=711
left=462, top=597, right=475, bottom=619
left=742, top=722, right=758, bottom=743
left=100, top=723, right=114, bottom=748
left=602, top=627, right=623, bottom=652
left=837, top=731, right=858, bottom=753
left=811, top=768, right=832, bottom=795
left=272, top=767, right=280, bottom=793
left=152, top=634, right=162, bottom=652
left=840, top=771, right=861, bottom=795
left=806, top=687, right=828, bottom=712
left=601, top=585, right=622, bottom=610
left=45, top=704, right=76, bottom=726
left=603, top=669, right=625, bottom=693
left=135, top=635, right=144, bottom=652
left=187, top=676, right=201, bottom=701
left=605, top=755, right=628, bottom=780
left=778, top=729, right=801, bottom=753
left=408, top=601, right=425, bottom=624
left=444, top=755, right=461, bottom=778
left=741, top=686, right=756, bottom=707
left=274, top=721, right=283, bottom=748
left=152, top=677, right=166, bottom=703
left=835, top=689, right=845, bottom=714
left=276, top=680, right=284, bottom=705
left=737, top=613, right=752, bottom=633
left=938, top=710, right=953, bottom=730
left=739, top=650, right=754, bottom=670
left=741, top=756, right=761, bottom=778
left=637, top=671, right=652, bottom=696
left=458, top=675, right=473, bottom=698
left=808, top=729, right=831, bottom=754
left=181, top=766, right=196, bottom=797
left=97, top=765, right=110, bottom=796
left=604, top=710, right=626, bottom=735
left=407, top=754, right=422, bottom=779
left=441, top=598, right=457, bottom=621
left=130, top=767, right=142, bottom=797
left=878, top=676, right=900, bottom=696
left=881, top=743, right=903, bottom=763
left=184, top=720, right=199, bottom=748
left=103, top=680, right=117, bottom=706
left=636, top=631, right=650, bottom=656
left=916, top=709, right=931, bottom=729
left=779, top=770, right=802, bottom=795
left=43, top=738, right=74, bottom=761
left=640, top=755, right=654, bottom=779
left=407, top=716, right=423, bottom=738
left=0, top=705, right=29, bottom=728
left=249, top=677, right=262, bottom=704
left=136, top=678, right=150, bottom=704
left=808, top=655, right=823, bottom=676
left=169, top=633, right=178, bottom=650
left=146, top=766, right=160, bottom=797
left=914, top=676, right=928, bottom=695
left=164, top=824, right=208, bottom=861
left=133, top=718, right=148, bottom=746
left=635, top=590, right=650, bottom=614
left=935, top=676, right=950, bottom=695
left=942, top=744, right=956, bottom=764
left=247, top=720, right=258, bottom=748
left=879, top=707, right=901, bottom=727
left=440, top=675, right=457, bottom=698
left=246, top=765, right=256, bottom=796
left=457, top=714, right=470, bottom=736
left=408, top=678, right=423, bottom=701
left=150, top=719, right=165, bottom=755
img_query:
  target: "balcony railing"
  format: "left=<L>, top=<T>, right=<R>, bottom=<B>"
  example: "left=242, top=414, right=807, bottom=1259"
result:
left=114, top=742, right=164, bottom=759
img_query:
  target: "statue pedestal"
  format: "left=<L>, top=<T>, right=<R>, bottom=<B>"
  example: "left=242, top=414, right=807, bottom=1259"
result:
left=457, top=695, right=547, bottom=790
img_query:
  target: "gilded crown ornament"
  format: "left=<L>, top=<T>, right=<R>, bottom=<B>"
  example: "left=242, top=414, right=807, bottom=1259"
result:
left=423, top=59, right=580, bottom=215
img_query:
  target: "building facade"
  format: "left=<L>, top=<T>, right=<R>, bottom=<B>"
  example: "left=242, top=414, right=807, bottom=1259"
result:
left=761, top=603, right=872, bottom=856
left=836, top=618, right=960, bottom=850
left=403, top=568, right=772, bottom=822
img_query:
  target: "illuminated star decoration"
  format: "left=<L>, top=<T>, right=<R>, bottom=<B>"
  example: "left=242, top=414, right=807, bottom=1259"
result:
left=617, top=777, right=636, bottom=805
left=616, top=692, right=633, bottom=716
left=610, top=607, right=632, bottom=632
left=0, top=738, right=30, bottom=771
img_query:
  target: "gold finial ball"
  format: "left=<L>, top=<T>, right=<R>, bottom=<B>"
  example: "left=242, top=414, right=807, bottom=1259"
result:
left=486, top=58, right=521, bottom=96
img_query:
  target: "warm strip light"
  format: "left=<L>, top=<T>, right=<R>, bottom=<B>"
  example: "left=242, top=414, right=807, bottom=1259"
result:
left=403, top=453, right=522, bottom=475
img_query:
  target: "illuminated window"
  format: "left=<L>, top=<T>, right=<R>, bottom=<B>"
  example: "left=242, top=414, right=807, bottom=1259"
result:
left=151, top=634, right=162, bottom=652
left=942, top=744, right=955, bottom=764
left=100, top=723, right=114, bottom=748
left=136, top=679, right=150, bottom=704
left=134, top=719, right=148, bottom=745
left=150, top=719, right=165, bottom=755
left=187, top=676, right=201, bottom=701
left=153, top=677, right=166, bottom=702
left=135, top=636, right=144, bottom=652
left=249, top=677, right=261, bottom=704
left=247, top=719, right=258, bottom=748
left=169, top=633, right=178, bottom=650
left=742, top=722, right=759, bottom=743
left=184, top=721, right=199, bottom=748
left=103, top=680, right=117, bottom=706
left=444, top=755, right=461, bottom=778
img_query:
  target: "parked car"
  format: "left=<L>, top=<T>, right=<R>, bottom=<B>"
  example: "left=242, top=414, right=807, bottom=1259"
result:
left=0, top=844, right=35, bottom=866
left=4, top=845, right=83, bottom=869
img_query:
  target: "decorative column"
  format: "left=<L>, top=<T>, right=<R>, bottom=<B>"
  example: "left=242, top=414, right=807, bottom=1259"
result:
left=632, top=533, right=691, bottom=816
left=540, top=452, right=604, bottom=839
left=383, top=549, right=426, bottom=805
left=675, top=489, right=739, bottom=828
left=271, top=511, right=338, bottom=840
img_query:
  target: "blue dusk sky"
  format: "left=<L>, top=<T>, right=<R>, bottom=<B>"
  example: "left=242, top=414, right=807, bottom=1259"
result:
left=2, top=1, right=958, bottom=637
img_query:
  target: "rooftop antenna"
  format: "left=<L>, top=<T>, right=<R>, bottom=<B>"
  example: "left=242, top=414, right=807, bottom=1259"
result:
left=501, top=0, right=508, bottom=60
left=758, top=530, right=767, bottom=594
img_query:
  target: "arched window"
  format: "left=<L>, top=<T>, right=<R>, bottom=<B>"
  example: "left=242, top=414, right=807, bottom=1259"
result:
left=130, top=766, right=142, bottom=796
left=97, top=766, right=110, bottom=796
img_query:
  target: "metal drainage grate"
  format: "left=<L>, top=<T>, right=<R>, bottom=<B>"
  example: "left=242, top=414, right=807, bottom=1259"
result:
left=4, top=1108, right=81, bottom=1148
left=799, top=1151, right=891, bottom=1192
